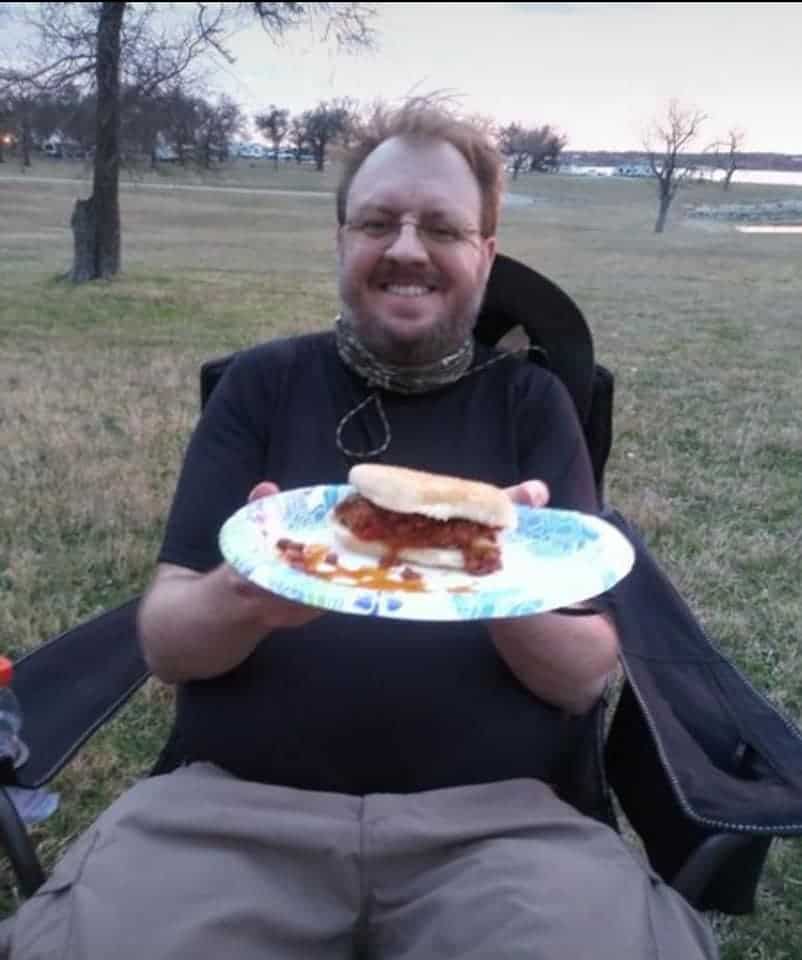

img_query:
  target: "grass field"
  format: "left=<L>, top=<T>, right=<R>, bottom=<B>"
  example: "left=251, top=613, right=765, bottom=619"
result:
left=1, top=157, right=801, bottom=955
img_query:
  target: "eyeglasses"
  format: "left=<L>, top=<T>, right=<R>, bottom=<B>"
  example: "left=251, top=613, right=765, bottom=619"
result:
left=343, top=215, right=482, bottom=249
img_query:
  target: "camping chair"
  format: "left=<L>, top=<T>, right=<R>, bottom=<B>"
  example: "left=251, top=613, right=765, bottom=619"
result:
left=2, top=254, right=801, bottom=921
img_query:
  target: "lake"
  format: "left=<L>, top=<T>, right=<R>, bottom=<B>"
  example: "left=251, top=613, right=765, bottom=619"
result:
left=565, top=166, right=802, bottom=188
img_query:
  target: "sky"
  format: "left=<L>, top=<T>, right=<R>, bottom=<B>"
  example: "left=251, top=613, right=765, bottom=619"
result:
left=216, top=1, right=802, bottom=153
left=3, top=2, right=801, bottom=153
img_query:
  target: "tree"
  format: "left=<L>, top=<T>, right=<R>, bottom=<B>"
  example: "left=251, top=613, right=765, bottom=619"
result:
left=499, top=122, right=567, bottom=179
left=714, top=128, right=745, bottom=192
left=526, top=125, right=566, bottom=173
left=288, top=114, right=308, bottom=162
left=4, top=86, right=35, bottom=168
left=645, top=100, right=707, bottom=234
left=0, top=94, right=11, bottom=163
left=254, top=105, right=289, bottom=168
left=196, top=95, right=242, bottom=169
left=158, top=84, right=202, bottom=166
left=498, top=123, right=529, bottom=180
left=1, top=1, right=376, bottom=282
left=300, top=99, right=351, bottom=171
left=120, top=86, right=169, bottom=167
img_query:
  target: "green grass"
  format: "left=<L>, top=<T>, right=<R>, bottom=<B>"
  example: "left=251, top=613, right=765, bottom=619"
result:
left=1, top=161, right=801, bottom=955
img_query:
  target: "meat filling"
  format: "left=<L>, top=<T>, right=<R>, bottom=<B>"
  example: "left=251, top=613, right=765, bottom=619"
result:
left=334, top=494, right=502, bottom=575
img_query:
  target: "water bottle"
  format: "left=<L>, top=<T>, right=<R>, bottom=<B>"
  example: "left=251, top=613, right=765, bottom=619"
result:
left=0, top=655, right=60, bottom=824
left=0, top=656, right=23, bottom=766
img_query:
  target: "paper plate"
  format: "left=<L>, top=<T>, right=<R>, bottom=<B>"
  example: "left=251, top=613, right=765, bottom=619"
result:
left=219, top=484, right=634, bottom=622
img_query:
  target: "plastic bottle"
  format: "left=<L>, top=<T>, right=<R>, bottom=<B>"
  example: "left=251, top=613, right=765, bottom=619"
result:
left=0, top=655, right=60, bottom=824
left=0, top=656, right=23, bottom=765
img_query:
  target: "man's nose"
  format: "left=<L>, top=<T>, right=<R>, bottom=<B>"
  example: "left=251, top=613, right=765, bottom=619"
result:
left=383, top=221, right=429, bottom=261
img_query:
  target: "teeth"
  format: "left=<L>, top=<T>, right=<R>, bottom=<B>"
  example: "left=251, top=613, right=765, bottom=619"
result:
left=384, top=284, right=432, bottom=297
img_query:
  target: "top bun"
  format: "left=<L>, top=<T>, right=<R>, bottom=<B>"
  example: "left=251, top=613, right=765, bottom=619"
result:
left=348, top=464, right=517, bottom=530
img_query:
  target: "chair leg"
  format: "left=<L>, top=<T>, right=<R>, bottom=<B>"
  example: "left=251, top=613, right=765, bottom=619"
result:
left=0, top=788, right=45, bottom=898
left=670, top=833, right=770, bottom=912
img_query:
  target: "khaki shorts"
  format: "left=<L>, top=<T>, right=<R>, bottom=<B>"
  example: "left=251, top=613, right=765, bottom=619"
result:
left=6, top=764, right=718, bottom=959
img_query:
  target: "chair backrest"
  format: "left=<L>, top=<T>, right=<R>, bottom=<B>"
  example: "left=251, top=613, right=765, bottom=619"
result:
left=200, top=254, right=614, bottom=498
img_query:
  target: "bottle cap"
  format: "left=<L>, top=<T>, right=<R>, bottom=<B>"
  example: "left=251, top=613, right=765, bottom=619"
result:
left=0, top=657, right=13, bottom=687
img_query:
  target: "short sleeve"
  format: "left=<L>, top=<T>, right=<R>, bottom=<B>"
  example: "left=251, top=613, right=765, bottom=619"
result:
left=157, top=349, right=274, bottom=572
left=514, top=367, right=598, bottom=514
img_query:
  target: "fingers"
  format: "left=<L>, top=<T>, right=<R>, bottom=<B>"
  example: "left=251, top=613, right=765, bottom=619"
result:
left=248, top=481, right=280, bottom=503
left=505, top=480, right=550, bottom=508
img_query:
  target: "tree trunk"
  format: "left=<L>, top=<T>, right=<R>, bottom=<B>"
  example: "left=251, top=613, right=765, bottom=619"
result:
left=70, top=1, right=124, bottom=282
left=654, top=179, right=672, bottom=233
left=69, top=197, right=97, bottom=282
left=21, top=118, right=32, bottom=168
left=723, top=165, right=735, bottom=191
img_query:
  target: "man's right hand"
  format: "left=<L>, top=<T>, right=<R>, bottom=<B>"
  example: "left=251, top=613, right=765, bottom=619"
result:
left=138, top=480, right=324, bottom=684
left=228, top=480, right=324, bottom=633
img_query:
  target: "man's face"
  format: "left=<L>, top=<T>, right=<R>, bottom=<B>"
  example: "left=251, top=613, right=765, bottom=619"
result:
left=337, top=137, right=496, bottom=366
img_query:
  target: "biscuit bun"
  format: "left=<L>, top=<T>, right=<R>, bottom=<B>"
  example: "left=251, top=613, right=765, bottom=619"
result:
left=347, top=464, right=517, bottom=530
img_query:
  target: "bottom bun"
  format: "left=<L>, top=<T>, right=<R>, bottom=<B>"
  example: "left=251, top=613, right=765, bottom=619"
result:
left=331, top=519, right=465, bottom=572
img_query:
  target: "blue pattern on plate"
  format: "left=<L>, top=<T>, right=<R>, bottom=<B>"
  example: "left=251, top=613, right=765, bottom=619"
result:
left=218, top=485, right=635, bottom=623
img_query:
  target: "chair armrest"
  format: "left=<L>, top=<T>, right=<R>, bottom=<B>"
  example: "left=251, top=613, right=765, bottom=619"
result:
left=8, top=598, right=149, bottom=789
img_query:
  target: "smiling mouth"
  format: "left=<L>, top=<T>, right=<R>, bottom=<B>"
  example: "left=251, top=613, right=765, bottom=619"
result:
left=380, top=283, right=437, bottom=297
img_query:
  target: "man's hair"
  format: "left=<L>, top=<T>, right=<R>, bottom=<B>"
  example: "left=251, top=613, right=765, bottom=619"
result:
left=336, top=101, right=504, bottom=238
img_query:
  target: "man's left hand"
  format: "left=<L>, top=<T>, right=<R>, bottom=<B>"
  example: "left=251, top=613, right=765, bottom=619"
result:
left=504, top=480, right=550, bottom=509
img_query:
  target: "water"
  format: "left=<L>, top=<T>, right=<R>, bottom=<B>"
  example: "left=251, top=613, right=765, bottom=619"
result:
left=563, top=165, right=802, bottom=189
left=736, top=225, right=802, bottom=234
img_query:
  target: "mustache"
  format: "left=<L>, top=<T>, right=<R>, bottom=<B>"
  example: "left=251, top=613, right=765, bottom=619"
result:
left=371, top=269, right=441, bottom=287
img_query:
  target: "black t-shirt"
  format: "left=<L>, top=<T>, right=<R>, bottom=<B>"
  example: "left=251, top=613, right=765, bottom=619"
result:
left=159, top=332, right=600, bottom=794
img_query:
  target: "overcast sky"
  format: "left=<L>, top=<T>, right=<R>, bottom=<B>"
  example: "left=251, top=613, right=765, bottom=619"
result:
left=213, top=1, right=801, bottom=153
left=3, top=2, right=801, bottom=153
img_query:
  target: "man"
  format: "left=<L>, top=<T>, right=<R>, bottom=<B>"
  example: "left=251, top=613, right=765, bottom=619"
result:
left=6, top=104, right=719, bottom=959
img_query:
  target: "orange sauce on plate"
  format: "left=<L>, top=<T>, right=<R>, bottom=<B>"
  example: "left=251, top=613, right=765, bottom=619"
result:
left=276, top=541, right=474, bottom=595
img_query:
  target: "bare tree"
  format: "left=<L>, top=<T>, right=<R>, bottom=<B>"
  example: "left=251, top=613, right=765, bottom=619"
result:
left=288, top=114, right=308, bottom=162
left=0, top=85, right=28, bottom=167
left=498, top=123, right=529, bottom=180
left=158, top=85, right=201, bottom=166
left=254, top=105, right=290, bottom=168
left=526, top=125, right=566, bottom=173
left=714, top=128, right=745, bottom=192
left=329, top=95, right=360, bottom=150
left=645, top=100, right=707, bottom=234
left=2, top=1, right=376, bottom=282
left=196, top=95, right=242, bottom=168
left=0, top=93, right=11, bottom=163
left=300, top=100, right=350, bottom=170
left=499, top=122, right=567, bottom=179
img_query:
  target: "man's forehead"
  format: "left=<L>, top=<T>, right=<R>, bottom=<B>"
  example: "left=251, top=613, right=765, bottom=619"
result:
left=347, top=137, right=482, bottom=216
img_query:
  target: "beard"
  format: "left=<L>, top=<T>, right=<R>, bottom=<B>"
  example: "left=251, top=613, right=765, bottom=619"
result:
left=338, top=283, right=488, bottom=367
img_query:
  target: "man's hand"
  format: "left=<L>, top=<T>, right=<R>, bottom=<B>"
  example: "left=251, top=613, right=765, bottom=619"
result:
left=139, top=480, right=324, bottom=684
left=504, top=479, right=550, bottom=509
left=228, top=481, right=324, bottom=633
left=486, top=477, right=619, bottom=715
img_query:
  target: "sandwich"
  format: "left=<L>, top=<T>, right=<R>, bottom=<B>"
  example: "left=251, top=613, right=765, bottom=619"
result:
left=331, top=464, right=517, bottom=575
